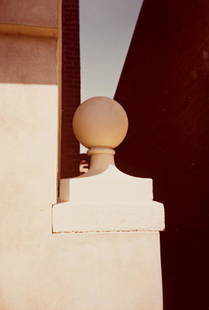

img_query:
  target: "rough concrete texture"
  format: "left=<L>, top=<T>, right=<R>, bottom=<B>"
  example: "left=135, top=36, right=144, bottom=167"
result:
left=0, top=35, right=57, bottom=84
left=0, top=0, right=58, bottom=27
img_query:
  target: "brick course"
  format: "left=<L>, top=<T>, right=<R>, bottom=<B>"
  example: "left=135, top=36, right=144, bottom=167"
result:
left=61, top=0, right=80, bottom=178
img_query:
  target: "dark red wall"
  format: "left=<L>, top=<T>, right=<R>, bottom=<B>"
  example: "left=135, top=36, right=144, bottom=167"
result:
left=115, top=0, right=209, bottom=309
left=61, top=0, right=80, bottom=178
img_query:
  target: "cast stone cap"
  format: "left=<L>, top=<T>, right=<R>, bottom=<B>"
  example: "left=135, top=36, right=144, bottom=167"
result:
left=53, top=96, right=165, bottom=233
left=72, top=96, right=128, bottom=149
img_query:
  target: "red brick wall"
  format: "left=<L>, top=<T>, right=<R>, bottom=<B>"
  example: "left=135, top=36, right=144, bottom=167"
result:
left=61, top=0, right=80, bottom=178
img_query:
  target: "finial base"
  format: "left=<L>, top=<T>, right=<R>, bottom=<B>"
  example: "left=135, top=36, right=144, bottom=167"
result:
left=80, top=147, right=115, bottom=177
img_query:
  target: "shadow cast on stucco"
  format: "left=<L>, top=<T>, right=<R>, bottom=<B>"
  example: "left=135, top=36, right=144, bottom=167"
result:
left=0, top=34, right=57, bottom=85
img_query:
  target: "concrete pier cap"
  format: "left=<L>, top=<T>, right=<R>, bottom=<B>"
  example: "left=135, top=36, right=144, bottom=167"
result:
left=53, top=96, right=165, bottom=234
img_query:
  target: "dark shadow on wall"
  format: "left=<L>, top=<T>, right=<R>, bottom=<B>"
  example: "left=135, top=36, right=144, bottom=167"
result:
left=0, top=34, right=57, bottom=85
left=115, top=0, right=209, bottom=308
left=0, top=0, right=57, bottom=28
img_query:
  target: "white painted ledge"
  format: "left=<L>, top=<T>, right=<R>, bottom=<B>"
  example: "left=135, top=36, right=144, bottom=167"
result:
left=53, top=166, right=165, bottom=234
left=52, top=201, right=164, bottom=233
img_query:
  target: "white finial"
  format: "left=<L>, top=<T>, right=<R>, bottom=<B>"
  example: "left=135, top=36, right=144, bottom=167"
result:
left=72, top=96, right=128, bottom=175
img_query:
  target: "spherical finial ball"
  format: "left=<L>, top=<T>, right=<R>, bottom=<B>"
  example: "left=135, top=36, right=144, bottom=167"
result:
left=72, top=96, right=128, bottom=149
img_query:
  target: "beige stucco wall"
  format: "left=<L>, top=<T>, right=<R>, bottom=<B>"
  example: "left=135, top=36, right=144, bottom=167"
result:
left=0, top=81, right=163, bottom=310
left=0, top=0, right=57, bottom=27
left=0, top=0, right=59, bottom=255
left=0, top=2, right=60, bottom=308
left=0, top=35, right=57, bottom=84
left=0, top=231, right=162, bottom=310
left=0, top=84, right=58, bottom=251
left=0, top=82, right=163, bottom=309
left=0, top=2, right=163, bottom=309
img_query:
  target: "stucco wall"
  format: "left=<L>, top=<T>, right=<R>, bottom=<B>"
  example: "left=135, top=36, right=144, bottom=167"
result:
left=0, top=1, right=60, bottom=308
left=0, top=63, right=162, bottom=310
left=0, top=84, right=58, bottom=251
left=0, top=1, right=163, bottom=309
left=0, top=0, right=57, bottom=27
left=0, top=83, right=162, bottom=309
left=0, top=35, right=57, bottom=84
left=0, top=226, right=162, bottom=310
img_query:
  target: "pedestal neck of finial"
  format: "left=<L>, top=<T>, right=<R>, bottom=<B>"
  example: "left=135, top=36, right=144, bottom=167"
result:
left=81, top=147, right=116, bottom=177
